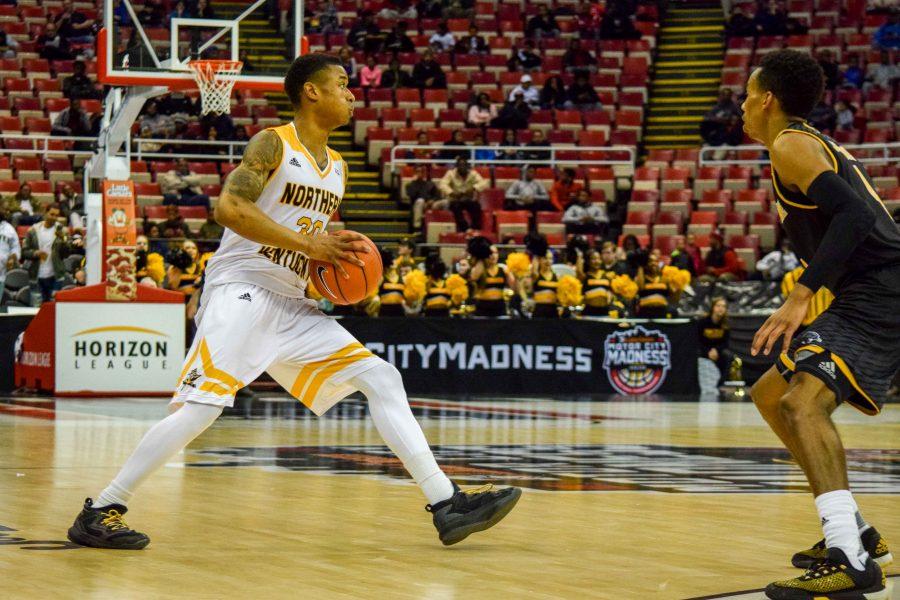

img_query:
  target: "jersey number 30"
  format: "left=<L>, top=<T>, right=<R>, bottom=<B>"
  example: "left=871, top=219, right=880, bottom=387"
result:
left=296, top=216, right=325, bottom=236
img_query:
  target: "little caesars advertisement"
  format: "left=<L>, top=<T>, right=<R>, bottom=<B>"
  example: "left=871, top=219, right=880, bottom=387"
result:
left=55, top=303, right=185, bottom=393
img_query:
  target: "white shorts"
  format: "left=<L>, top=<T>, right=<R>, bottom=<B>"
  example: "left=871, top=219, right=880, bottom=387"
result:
left=171, top=282, right=382, bottom=415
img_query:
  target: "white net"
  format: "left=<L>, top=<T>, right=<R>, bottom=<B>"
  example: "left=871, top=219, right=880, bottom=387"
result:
left=188, top=60, right=243, bottom=115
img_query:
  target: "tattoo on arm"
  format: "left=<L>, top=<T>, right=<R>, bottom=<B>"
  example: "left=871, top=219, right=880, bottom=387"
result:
left=221, top=130, right=283, bottom=203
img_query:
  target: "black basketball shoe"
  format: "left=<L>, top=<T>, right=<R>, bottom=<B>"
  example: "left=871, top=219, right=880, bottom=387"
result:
left=766, top=548, right=886, bottom=600
left=426, top=483, right=521, bottom=546
left=792, top=527, right=893, bottom=569
left=67, top=498, right=150, bottom=550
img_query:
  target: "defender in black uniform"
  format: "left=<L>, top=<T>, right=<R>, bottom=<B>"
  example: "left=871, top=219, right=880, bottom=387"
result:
left=742, top=50, right=897, bottom=600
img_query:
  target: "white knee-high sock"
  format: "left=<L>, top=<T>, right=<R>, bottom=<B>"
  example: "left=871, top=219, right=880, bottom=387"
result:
left=848, top=495, right=871, bottom=534
left=352, top=361, right=455, bottom=505
left=95, top=402, right=223, bottom=508
left=816, top=490, right=868, bottom=570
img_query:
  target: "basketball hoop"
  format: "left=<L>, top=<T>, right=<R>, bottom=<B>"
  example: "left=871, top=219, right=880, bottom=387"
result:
left=188, top=59, right=243, bottom=115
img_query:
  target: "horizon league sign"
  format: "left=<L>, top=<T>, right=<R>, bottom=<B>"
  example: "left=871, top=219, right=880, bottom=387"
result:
left=339, top=319, right=698, bottom=395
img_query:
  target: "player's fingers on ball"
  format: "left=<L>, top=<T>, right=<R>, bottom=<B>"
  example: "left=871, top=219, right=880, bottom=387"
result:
left=334, top=260, right=350, bottom=279
left=341, top=251, right=365, bottom=268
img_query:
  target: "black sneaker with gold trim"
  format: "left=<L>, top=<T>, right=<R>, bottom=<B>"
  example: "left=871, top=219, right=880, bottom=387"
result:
left=67, top=498, right=150, bottom=550
left=425, top=483, right=521, bottom=546
left=766, top=548, right=886, bottom=600
left=792, top=527, right=893, bottom=569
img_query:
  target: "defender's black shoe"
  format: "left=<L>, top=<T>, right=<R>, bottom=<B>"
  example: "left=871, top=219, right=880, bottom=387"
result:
left=67, top=498, right=150, bottom=550
left=766, top=548, right=887, bottom=600
left=792, top=528, right=893, bottom=569
left=426, top=483, right=521, bottom=546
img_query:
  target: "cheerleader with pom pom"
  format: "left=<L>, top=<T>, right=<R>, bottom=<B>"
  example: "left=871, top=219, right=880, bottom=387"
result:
left=530, top=252, right=560, bottom=319
left=422, top=255, right=452, bottom=318
left=469, top=238, right=514, bottom=317
left=378, top=257, right=413, bottom=317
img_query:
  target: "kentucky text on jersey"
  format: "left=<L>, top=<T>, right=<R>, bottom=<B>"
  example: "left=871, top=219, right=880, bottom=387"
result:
left=257, top=245, right=310, bottom=278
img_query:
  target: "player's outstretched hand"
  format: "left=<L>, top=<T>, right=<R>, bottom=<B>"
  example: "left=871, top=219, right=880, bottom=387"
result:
left=305, top=231, right=369, bottom=279
left=750, top=294, right=808, bottom=357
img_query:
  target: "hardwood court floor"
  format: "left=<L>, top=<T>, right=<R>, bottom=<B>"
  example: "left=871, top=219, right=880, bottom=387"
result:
left=1, top=395, right=897, bottom=600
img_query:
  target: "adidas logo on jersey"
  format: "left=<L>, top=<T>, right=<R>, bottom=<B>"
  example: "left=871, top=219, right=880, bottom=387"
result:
left=289, top=157, right=303, bottom=168
left=238, top=292, right=252, bottom=302
left=818, top=361, right=836, bottom=379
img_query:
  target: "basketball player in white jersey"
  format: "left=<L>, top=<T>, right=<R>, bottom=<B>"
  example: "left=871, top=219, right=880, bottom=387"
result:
left=67, top=54, right=521, bottom=549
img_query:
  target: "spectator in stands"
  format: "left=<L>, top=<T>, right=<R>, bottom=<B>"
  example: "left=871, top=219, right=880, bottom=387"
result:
left=700, top=88, right=742, bottom=147
left=378, top=0, right=417, bottom=20
left=383, top=22, right=415, bottom=54
left=563, top=39, right=597, bottom=73
left=753, top=0, right=788, bottom=36
left=523, top=129, right=551, bottom=161
left=349, top=12, right=381, bottom=53
left=698, top=297, right=734, bottom=385
left=725, top=5, right=756, bottom=38
left=159, top=91, right=199, bottom=122
left=599, top=3, right=640, bottom=40
left=359, top=55, right=383, bottom=88
left=444, top=0, right=474, bottom=20
left=669, top=235, right=701, bottom=275
left=159, top=204, right=192, bottom=239
left=38, top=22, right=72, bottom=62
left=755, top=239, right=799, bottom=281
left=166, top=239, right=203, bottom=295
left=526, top=6, right=560, bottom=39
left=429, top=22, right=456, bottom=53
left=381, top=57, right=413, bottom=89
left=472, top=131, right=496, bottom=161
left=438, top=157, right=488, bottom=231
left=403, top=130, right=434, bottom=160
left=53, top=0, right=96, bottom=45
left=170, top=1, right=191, bottom=20
left=135, top=235, right=165, bottom=287
left=198, top=213, right=224, bottom=240
left=238, top=49, right=255, bottom=73
left=565, top=72, right=602, bottom=111
left=139, top=101, right=174, bottom=137
left=807, top=101, right=837, bottom=133
left=112, top=0, right=132, bottom=27
left=495, top=128, right=523, bottom=161
left=508, top=40, right=542, bottom=73
left=817, top=49, right=841, bottom=91
left=505, top=166, right=552, bottom=212
left=6, top=183, right=38, bottom=227
left=834, top=100, right=855, bottom=131
left=139, top=0, right=166, bottom=27
left=0, top=29, right=19, bottom=58
left=492, top=92, right=532, bottom=129
left=563, top=189, right=608, bottom=236
left=58, top=183, right=84, bottom=229
left=417, top=0, right=443, bottom=19
left=873, top=11, right=899, bottom=50
left=337, top=46, right=359, bottom=86
left=309, top=0, right=338, bottom=33
left=467, top=93, right=499, bottom=127
left=841, top=54, right=865, bottom=89
left=550, top=168, right=583, bottom=212
left=407, top=165, right=443, bottom=231
left=196, top=0, right=215, bottom=18
left=540, top=75, right=568, bottom=109
left=159, top=159, right=211, bottom=210
left=867, top=50, right=899, bottom=90
left=575, top=2, right=602, bottom=40
left=52, top=98, right=92, bottom=137
left=456, top=24, right=488, bottom=55
left=0, top=208, right=20, bottom=290
left=62, top=60, right=99, bottom=100
left=22, top=203, right=69, bottom=302
left=412, top=48, right=447, bottom=89
left=507, top=74, right=540, bottom=109
left=702, top=231, right=744, bottom=281
left=599, top=241, right=627, bottom=275
left=438, top=129, right=468, bottom=162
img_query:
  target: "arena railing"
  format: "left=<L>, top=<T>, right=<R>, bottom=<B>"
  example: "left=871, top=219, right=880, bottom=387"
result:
left=699, top=142, right=900, bottom=166
left=389, top=145, right=637, bottom=170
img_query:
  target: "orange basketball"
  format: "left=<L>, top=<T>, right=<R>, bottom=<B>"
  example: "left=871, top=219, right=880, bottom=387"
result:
left=309, top=230, right=382, bottom=305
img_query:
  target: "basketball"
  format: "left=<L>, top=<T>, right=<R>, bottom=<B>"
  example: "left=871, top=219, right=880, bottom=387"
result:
left=309, top=230, right=382, bottom=305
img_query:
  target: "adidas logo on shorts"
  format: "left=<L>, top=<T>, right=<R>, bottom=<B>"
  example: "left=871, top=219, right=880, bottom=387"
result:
left=289, top=157, right=302, bottom=168
left=818, top=361, right=837, bottom=379
left=238, top=292, right=252, bottom=302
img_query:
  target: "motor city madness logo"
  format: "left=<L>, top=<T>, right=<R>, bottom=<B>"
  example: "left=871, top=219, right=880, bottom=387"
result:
left=602, top=325, right=671, bottom=395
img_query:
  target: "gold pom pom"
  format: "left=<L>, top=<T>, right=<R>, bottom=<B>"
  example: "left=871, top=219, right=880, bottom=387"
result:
left=505, top=252, right=532, bottom=278
left=557, top=275, right=584, bottom=307
left=445, top=273, right=469, bottom=305
left=403, top=269, right=427, bottom=303
left=611, top=274, right=638, bottom=300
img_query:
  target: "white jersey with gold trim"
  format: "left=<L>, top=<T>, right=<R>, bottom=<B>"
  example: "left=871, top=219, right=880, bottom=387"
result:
left=203, top=121, right=345, bottom=298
